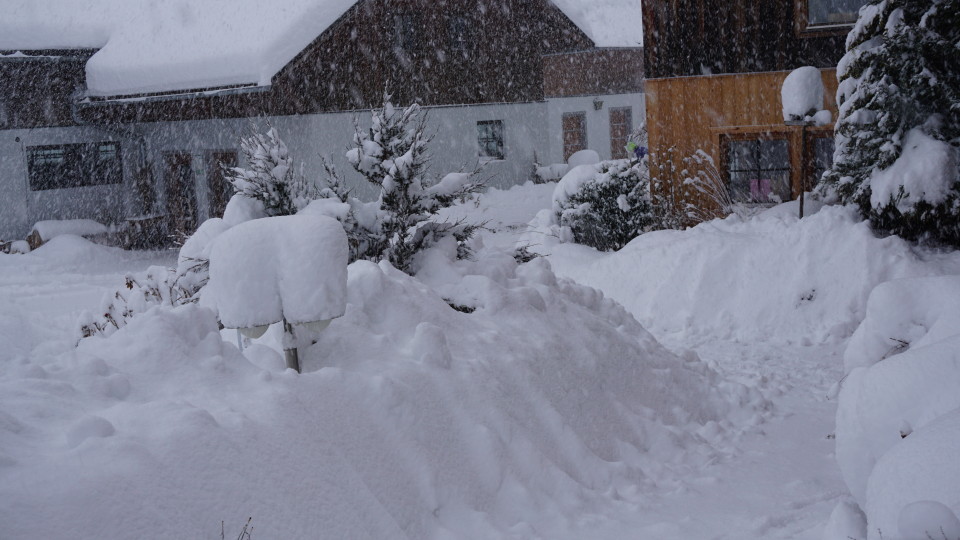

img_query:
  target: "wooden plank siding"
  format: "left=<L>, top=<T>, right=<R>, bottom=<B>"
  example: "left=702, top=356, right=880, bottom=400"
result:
left=645, top=70, right=839, bottom=213
left=74, top=0, right=596, bottom=125
left=543, top=48, right=644, bottom=98
left=642, top=0, right=847, bottom=79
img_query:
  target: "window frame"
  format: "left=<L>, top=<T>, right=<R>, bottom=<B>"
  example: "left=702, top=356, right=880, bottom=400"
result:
left=795, top=0, right=867, bottom=36
left=447, top=15, right=471, bottom=58
left=609, top=107, right=633, bottom=160
left=27, top=141, right=123, bottom=191
left=477, top=120, right=505, bottom=161
left=720, top=132, right=793, bottom=205
left=393, top=11, right=420, bottom=53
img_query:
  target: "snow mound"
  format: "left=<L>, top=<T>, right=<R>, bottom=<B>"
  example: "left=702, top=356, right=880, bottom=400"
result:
left=781, top=66, right=825, bottom=122
left=0, top=248, right=765, bottom=539
left=32, top=219, right=109, bottom=242
left=869, top=128, right=958, bottom=212
left=540, top=204, right=960, bottom=344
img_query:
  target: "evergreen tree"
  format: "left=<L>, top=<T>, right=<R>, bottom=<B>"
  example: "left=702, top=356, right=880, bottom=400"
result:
left=227, top=126, right=316, bottom=217
left=347, top=93, right=484, bottom=273
left=821, top=0, right=960, bottom=246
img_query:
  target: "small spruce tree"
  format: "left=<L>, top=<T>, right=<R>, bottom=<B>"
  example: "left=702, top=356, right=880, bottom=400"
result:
left=226, top=126, right=316, bottom=217
left=820, top=0, right=960, bottom=246
left=347, top=93, right=484, bottom=273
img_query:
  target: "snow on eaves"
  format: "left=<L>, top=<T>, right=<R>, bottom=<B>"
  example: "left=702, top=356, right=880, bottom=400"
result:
left=550, top=0, right=643, bottom=48
left=0, top=0, right=642, bottom=98
left=0, top=0, right=357, bottom=97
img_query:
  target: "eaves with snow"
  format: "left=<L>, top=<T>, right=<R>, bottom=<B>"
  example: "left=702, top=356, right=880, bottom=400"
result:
left=0, top=0, right=641, bottom=99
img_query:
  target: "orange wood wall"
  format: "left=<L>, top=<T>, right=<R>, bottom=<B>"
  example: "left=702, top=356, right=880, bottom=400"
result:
left=645, top=69, right=839, bottom=216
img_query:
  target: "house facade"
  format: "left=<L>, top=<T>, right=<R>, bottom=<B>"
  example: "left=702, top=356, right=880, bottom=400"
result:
left=642, top=0, right=867, bottom=216
left=0, top=0, right=643, bottom=240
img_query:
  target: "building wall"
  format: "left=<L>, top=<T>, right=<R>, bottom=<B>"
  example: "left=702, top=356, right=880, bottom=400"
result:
left=645, top=69, right=839, bottom=212
left=0, top=125, right=135, bottom=239
left=544, top=92, right=646, bottom=164
left=543, top=49, right=645, bottom=98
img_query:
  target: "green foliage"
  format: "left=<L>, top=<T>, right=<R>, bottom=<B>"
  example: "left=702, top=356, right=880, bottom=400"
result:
left=821, top=0, right=960, bottom=246
left=227, top=126, right=316, bottom=217
left=556, top=158, right=655, bottom=251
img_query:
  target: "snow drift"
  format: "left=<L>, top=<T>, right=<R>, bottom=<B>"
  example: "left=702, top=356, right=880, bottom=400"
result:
left=0, top=245, right=764, bottom=539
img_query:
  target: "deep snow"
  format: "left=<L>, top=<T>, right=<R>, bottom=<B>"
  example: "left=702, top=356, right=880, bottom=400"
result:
left=2, top=182, right=959, bottom=539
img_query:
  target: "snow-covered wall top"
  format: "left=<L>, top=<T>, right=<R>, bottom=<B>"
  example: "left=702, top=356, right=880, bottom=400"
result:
left=551, top=0, right=643, bottom=48
left=0, top=0, right=357, bottom=97
left=0, top=0, right=642, bottom=97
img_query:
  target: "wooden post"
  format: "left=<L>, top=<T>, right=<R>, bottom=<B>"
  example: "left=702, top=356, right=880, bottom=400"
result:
left=799, top=123, right=807, bottom=219
left=282, top=318, right=300, bottom=373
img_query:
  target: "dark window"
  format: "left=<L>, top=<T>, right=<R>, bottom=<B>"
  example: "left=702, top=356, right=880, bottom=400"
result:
left=27, top=142, right=123, bottom=191
left=806, top=0, right=867, bottom=27
left=394, top=12, right=420, bottom=52
left=609, top=107, right=633, bottom=160
left=0, top=101, right=8, bottom=128
left=562, top=112, right=587, bottom=162
left=725, top=136, right=791, bottom=203
left=808, top=134, right=835, bottom=187
left=477, top=120, right=504, bottom=161
left=448, top=16, right=470, bottom=57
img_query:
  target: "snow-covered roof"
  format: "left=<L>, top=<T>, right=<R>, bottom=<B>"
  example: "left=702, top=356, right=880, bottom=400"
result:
left=551, top=0, right=643, bottom=48
left=0, top=0, right=642, bottom=98
left=0, top=0, right=357, bottom=97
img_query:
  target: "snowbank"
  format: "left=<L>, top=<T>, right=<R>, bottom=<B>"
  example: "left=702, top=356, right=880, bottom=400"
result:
left=834, top=275, right=960, bottom=539
left=0, top=245, right=765, bottom=539
left=538, top=204, right=960, bottom=344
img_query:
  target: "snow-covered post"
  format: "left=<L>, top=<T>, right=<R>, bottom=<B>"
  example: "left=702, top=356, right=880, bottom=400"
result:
left=781, top=66, right=831, bottom=219
left=204, top=215, right=348, bottom=373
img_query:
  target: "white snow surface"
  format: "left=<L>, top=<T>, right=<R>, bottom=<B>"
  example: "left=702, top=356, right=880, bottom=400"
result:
left=204, top=215, right=348, bottom=328
left=32, top=219, right=109, bottom=241
left=869, top=128, right=958, bottom=211
left=781, top=66, right=825, bottom=122
left=0, top=0, right=357, bottom=96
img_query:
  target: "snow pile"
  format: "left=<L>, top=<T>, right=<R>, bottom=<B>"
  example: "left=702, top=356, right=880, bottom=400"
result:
left=833, top=275, right=960, bottom=539
left=31, top=219, right=109, bottom=242
left=552, top=164, right=602, bottom=212
left=869, top=128, right=958, bottom=212
left=781, top=66, right=826, bottom=123
left=551, top=0, right=643, bottom=47
left=204, top=215, right=348, bottom=329
left=0, top=243, right=766, bottom=538
left=535, top=203, right=960, bottom=344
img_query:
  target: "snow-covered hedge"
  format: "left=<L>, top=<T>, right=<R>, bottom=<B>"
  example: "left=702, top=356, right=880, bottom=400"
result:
left=553, top=158, right=654, bottom=251
left=833, top=275, right=960, bottom=539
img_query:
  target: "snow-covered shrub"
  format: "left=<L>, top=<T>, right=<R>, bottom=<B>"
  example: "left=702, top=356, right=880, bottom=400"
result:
left=820, top=0, right=960, bottom=247
left=346, top=93, right=484, bottom=273
left=651, top=147, right=742, bottom=228
left=226, top=126, right=317, bottom=217
left=833, top=275, right=960, bottom=539
left=553, top=157, right=654, bottom=251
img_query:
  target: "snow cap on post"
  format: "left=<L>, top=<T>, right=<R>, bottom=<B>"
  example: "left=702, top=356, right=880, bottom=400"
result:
left=205, top=215, right=348, bottom=330
left=781, top=66, right=825, bottom=123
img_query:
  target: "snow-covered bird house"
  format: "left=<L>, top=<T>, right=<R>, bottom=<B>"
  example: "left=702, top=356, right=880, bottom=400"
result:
left=642, top=0, right=868, bottom=216
left=204, top=214, right=348, bottom=372
left=0, top=0, right=643, bottom=242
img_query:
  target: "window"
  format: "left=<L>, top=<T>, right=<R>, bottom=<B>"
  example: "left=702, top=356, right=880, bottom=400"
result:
left=448, top=15, right=470, bottom=57
left=562, top=112, right=587, bottom=162
left=807, top=133, right=835, bottom=188
left=394, top=12, right=420, bottom=52
left=724, top=135, right=791, bottom=203
left=0, top=101, right=8, bottom=128
left=27, top=142, right=123, bottom=191
left=802, top=0, right=868, bottom=29
left=477, top=120, right=504, bottom=161
left=609, top=107, right=633, bottom=160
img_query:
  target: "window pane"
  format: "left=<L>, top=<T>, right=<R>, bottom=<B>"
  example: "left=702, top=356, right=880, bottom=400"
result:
left=758, top=139, right=789, bottom=171
left=729, top=172, right=753, bottom=202
left=478, top=120, right=504, bottom=160
left=727, top=140, right=756, bottom=171
left=769, top=171, right=792, bottom=202
left=808, top=0, right=867, bottom=26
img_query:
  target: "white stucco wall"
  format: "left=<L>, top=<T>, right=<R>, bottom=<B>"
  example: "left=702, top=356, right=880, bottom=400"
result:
left=0, top=126, right=135, bottom=239
left=544, top=91, right=646, bottom=165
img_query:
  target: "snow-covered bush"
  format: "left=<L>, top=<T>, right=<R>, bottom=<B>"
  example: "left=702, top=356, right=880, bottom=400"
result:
left=345, top=93, right=484, bottom=273
left=820, top=0, right=960, bottom=247
left=553, top=157, right=654, bottom=251
left=833, top=275, right=960, bottom=539
left=226, top=126, right=317, bottom=217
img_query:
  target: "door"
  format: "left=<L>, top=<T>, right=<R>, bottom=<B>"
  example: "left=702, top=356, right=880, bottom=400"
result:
left=609, top=107, right=633, bottom=159
left=562, top=112, right=587, bottom=162
left=207, top=151, right=238, bottom=218
left=164, top=152, right=198, bottom=236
